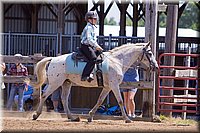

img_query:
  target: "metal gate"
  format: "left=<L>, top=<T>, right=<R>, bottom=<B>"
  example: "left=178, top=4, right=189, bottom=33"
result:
left=157, top=53, right=199, bottom=117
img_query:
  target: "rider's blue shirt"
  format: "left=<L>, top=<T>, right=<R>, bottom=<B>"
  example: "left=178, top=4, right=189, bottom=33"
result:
left=81, top=22, right=99, bottom=48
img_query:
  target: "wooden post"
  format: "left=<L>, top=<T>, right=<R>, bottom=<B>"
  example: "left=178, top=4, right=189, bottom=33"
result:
left=117, top=2, right=129, bottom=46
left=162, top=3, right=178, bottom=117
left=76, top=4, right=87, bottom=35
left=119, top=4, right=126, bottom=37
left=144, top=0, right=158, bottom=119
left=57, top=3, right=65, bottom=55
left=99, top=0, right=104, bottom=36
left=31, top=4, right=39, bottom=33
left=132, top=3, right=138, bottom=36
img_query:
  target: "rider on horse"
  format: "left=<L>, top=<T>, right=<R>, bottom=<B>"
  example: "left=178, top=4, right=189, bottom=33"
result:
left=80, top=11, right=103, bottom=82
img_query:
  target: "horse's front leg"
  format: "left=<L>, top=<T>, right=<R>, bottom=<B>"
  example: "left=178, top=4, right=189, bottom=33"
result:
left=88, top=88, right=111, bottom=122
left=61, top=80, right=80, bottom=122
left=32, top=84, right=57, bottom=120
left=111, top=84, right=131, bottom=123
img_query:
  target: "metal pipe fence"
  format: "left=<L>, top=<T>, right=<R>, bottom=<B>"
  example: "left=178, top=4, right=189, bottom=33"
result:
left=1, top=32, right=199, bottom=57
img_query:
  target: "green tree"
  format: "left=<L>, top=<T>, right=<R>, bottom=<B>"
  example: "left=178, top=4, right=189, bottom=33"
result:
left=108, top=17, right=117, bottom=25
left=158, top=2, right=199, bottom=31
left=138, top=19, right=145, bottom=27
left=178, top=2, right=200, bottom=31
left=159, top=13, right=167, bottom=27
left=126, top=16, right=132, bottom=26
left=104, top=17, right=117, bottom=25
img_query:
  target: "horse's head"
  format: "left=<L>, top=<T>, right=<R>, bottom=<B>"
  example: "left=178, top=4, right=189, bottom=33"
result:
left=138, top=42, right=159, bottom=71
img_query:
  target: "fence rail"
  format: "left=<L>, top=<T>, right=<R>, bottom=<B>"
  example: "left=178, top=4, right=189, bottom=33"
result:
left=157, top=53, right=200, bottom=117
left=1, top=32, right=199, bottom=57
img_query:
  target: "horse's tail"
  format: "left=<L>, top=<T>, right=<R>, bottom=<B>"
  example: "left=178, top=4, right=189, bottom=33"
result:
left=24, top=57, right=52, bottom=89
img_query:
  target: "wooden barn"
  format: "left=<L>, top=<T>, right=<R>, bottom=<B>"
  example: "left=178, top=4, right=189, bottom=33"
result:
left=1, top=0, right=200, bottom=119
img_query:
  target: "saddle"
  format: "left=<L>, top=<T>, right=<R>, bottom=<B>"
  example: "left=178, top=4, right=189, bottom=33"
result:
left=71, top=47, right=88, bottom=67
left=71, top=47, right=104, bottom=67
left=71, top=47, right=104, bottom=87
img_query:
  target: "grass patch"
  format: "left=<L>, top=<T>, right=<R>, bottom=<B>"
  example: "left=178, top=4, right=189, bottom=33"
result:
left=159, top=115, right=198, bottom=126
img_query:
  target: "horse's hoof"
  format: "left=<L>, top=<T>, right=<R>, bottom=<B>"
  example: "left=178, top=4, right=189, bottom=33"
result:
left=87, top=117, right=93, bottom=123
left=125, top=119, right=132, bottom=123
left=71, top=117, right=80, bottom=122
left=32, top=113, right=38, bottom=120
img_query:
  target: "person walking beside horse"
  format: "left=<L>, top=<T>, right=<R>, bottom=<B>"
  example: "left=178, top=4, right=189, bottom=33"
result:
left=80, top=11, right=103, bottom=82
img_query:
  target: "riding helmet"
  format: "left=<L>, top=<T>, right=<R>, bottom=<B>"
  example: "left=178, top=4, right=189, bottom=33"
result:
left=85, top=11, right=98, bottom=21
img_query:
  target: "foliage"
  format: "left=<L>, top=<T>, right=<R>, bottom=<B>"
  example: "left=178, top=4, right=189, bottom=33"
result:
left=159, top=13, right=167, bottom=28
left=126, top=16, right=132, bottom=26
left=104, top=2, right=199, bottom=31
left=104, top=17, right=117, bottom=25
left=138, top=19, right=145, bottom=27
left=178, top=2, right=200, bottom=31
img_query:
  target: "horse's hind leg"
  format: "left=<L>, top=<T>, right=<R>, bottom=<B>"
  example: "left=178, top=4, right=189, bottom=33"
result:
left=88, top=88, right=111, bottom=122
left=61, top=80, right=80, bottom=122
left=32, top=84, right=58, bottom=120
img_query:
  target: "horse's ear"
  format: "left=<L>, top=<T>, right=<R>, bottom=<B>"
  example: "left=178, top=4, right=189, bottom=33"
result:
left=146, top=41, right=151, bottom=47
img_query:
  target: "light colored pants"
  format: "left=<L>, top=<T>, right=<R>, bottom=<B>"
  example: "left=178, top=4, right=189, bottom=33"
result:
left=7, top=84, right=25, bottom=111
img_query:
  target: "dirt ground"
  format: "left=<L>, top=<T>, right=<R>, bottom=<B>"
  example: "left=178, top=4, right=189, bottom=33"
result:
left=1, top=115, right=199, bottom=133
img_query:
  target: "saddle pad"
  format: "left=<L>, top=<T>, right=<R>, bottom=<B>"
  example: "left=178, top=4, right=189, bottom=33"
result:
left=65, top=53, right=109, bottom=74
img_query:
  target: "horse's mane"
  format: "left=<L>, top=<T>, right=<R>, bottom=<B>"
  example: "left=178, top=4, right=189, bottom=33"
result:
left=109, top=43, right=146, bottom=52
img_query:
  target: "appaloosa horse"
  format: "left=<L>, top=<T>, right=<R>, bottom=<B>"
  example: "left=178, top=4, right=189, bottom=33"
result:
left=28, top=42, right=158, bottom=123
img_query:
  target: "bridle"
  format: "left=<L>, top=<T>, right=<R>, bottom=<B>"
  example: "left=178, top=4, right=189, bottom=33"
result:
left=138, top=47, right=154, bottom=70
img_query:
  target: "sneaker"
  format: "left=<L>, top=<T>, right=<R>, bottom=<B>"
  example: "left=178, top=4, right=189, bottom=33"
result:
left=81, top=76, right=94, bottom=82
left=128, top=114, right=132, bottom=117
left=54, top=108, right=59, bottom=112
left=128, top=114, right=136, bottom=120
left=18, top=109, right=25, bottom=112
left=131, top=114, right=136, bottom=118
left=87, top=76, right=94, bottom=82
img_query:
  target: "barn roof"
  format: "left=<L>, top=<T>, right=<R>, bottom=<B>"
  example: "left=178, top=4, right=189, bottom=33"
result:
left=96, top=25, right=199, bottom=37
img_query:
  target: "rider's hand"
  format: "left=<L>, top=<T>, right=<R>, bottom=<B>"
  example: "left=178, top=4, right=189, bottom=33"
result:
left=96, top=46, right=103, bottom=51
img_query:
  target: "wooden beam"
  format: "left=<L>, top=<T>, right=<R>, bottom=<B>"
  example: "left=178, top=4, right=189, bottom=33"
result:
left=4, top=4, right=13, bottom=15
left=63, top=0, right=73, bottom=12
left=194, top=2, right=200, bottom=10
left=31, top=4, right=40, bottom=33
left=90, top=0, right=100, bottom=11
left=46, top=4, right=58, bottom=18
left=126, top=11, right=132, bottom=20
left=99, top=0, right=104, bottom=35
left=133, top=3, right=138, bottom=36
left=178, top=2, right=188, bottom=20
left=3, top=75, right=36, bottom=83
left=74, top=4, right=87, bottom=34
left=1, top=55, right=45, bottom=64
left=64, top=6, right=73, bottom=16
left=104, top=0, right=114, bottom=17
left=138, top=3, right=145, bottom=21
left=57, top=4, right=65, bottom=54
left=116, top=1, right=129, bottom=36
left=120, top=81, right=153, bottom=90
